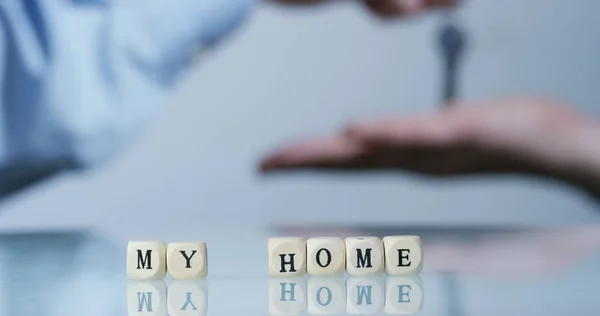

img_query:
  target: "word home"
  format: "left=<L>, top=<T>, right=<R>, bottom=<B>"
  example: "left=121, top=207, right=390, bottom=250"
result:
left=127, top=241, right=208, bottom=280
left=269, top=276, right=423, bottom=315
left=268, top=236, right=422, bottom=277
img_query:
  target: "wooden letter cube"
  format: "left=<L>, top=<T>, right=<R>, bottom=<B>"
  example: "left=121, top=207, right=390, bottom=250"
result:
left=307, top=237, right=345, bottom=276
left=167, top=280, right=208, bottom=316
left=382, top=236, right=423, bottom=276
left=346, top=276, right=385, bottom=315
left=307, top=277, right=346, bottom=315
left=127, top=280, right=167, bottom=316
left=345, top=237, right=384, bottom=276
left=269, top=277, right=307, bottom=315
left=127, top=241, right=167, bottom=280
left=385, top=276, right=424, bottom=315
left=167, top=242, right=208, bottom=279
left=268, top=237, right=306, bottom=277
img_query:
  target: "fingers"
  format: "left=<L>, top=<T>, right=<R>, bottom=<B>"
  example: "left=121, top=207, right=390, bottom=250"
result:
left=259, top=113, right=476, bottom=174
left=363, top=0, right=459, bottom=18
left=344, top=113, right=466, bottom=147
left=260, top=135, right=370, bottom=171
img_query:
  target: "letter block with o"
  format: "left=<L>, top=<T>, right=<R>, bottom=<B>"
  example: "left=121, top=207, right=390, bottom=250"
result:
left=306, top=237, right=345, bottom=276
left=268, top=237, right=307, bottom=277
left=127, top=241, right=167, bottom=280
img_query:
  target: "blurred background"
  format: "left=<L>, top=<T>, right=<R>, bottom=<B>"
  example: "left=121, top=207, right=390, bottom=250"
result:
left=0, top=0, right=599, bottom=239
left=1, top=0, right=600, bottom=315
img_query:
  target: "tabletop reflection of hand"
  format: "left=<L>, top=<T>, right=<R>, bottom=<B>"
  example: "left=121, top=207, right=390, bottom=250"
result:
left=424, top=227, right=600, bottom=278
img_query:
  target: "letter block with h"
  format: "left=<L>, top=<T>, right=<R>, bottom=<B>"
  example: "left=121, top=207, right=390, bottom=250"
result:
left=268, top=237, right=307, bottom=277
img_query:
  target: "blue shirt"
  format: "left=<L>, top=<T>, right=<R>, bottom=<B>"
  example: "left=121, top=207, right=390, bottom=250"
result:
left=0, top=0, right=255, bottom=196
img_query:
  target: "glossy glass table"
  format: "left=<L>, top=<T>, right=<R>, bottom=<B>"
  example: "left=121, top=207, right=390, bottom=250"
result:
left=1, top=225, right=599, bottom=316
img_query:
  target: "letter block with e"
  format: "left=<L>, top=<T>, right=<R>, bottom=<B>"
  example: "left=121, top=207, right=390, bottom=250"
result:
left=385, top=276, right=424, bottom=315
left=383, top=236, right=423, bottom=276
left=268, top=237, right=307, bottom=277
left=127, top=241, right=167, bottom=280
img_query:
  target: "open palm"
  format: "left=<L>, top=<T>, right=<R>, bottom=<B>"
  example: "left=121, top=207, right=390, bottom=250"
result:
left=260, top=98, right=600, bottom=195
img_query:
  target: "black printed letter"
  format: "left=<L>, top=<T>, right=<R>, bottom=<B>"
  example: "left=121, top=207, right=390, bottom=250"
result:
left=397, top=249, right=411, bottom=267
left=356, top=249, right=372, bottom=268
left=180, top=250, right=197, bottom=268
left=279, top=254, right=297, bottom=273
left=137, top=250, right=152, bottom=270
left=316, top=248, right=332, bottom=268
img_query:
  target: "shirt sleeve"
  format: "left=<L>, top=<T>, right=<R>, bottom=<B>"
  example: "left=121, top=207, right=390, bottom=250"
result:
left=0, top=0, right=255, bottom=195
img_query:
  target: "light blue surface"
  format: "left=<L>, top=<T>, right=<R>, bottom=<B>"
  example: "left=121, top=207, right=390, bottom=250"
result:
left=0, top=0, right=255, bottom=195
left=1, top=228, right=599, bottom=316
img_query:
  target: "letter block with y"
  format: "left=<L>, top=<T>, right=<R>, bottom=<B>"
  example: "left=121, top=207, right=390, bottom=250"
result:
left=384, top=276, right=424, bottom=315
left=268, top=237, right=306, bottom=277
left=167, top=242, right=208, bottom=279
left=345, top=237, right=384, bottom=276
left=127, top=241, right=167, bottom=280
left=167, top=280, right=208, bottom=316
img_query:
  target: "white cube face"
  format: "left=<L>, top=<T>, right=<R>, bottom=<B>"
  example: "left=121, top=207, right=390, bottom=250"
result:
left=385, top=276, right=424, bottom=315
left=307, top=277, right=346, bottom=315
left=383, top=236, right=423, bottom=276
left=127, top=280, right=167, bottom=316
left=167, top=242, right=208, bottom=280
left=269, top=278, right=307, bottom=315
left=127, top=241, right=167, bottom=280
left=307, top=238, right=346, bottom=276
left=345, top=237, right=384, bottom=276
left=346, top=277, right=385, bottom=315
left=268, top=238, right=307, bottom=277
left=167, top=280, right=208, bottom=316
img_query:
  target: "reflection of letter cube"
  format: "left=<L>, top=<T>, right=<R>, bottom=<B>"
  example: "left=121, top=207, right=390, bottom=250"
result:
left=168, top=280, right=208, bottom=316
left=127, top=280, right=167, bottom=316
left=268, top=238, right=306, bottom=277
left=345, top=237, right=384, bottom=276
left=382, top=236, right=423, bottom=276
left=167, top=242, right=208, bottom=280
left=269, top=278, right=307, bottom=315
left=385, top=276, right=424, bottom=315
left=127, top=241, right=167, bottom=280
left=307, top=237, right=345, bottom=276
left=307, top=277, right=346, bottom=315
left=346, top=276, right=385, bottom=315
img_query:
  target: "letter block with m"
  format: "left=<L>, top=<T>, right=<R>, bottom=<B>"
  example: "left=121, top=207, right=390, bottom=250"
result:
left=345, top=237, right=384, bottom=277
left=127, top=241, right=167, bottom=280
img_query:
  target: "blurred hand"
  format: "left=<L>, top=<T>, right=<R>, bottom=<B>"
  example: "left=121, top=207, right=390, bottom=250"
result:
left=260, top=98, right=600, bottom=195
left=272, top=0, right=458, bottom=17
